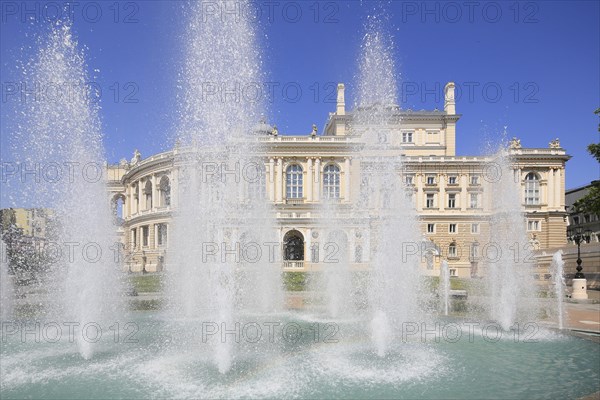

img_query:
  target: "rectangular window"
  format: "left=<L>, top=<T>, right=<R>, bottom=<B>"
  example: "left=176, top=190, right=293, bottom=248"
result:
left=402, top=132, right=413, bottom=143
left=249, top=172, right=266, bottom=200
left=527, top=220, right=541, bottom=231
left=449, top=224, right=457, bottom=233
left=286, top=165, right=303, bottom=199
left=448, top=194, right=456, bottom=208
left=584, top=215, right=591, bottom=223
left=572, top=216, right=580, bottom=225
left=426, top=193, right=435, bottom=208
left=405, top=175, right=414, bottom=185
left=471, top=223, right=479, bottom=234
left=157, top=223, right=167, bottom=246
left=470, top=175, right=479, bottom=185
left=427, top=223, right=435, bottom=233
left=426, top=175, right=436, bottom=185
left=470, top=193, right=479, bottom=208
left=142, top=225, right=149, bottom=247
left=132, top=229, right=137, bottom=248
left=448, top=176, right=457, bottom=185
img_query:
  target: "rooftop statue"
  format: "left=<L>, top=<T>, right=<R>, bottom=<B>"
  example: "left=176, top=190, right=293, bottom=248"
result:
left=549, top=138, right=561, bottom=149
left=130, top=149, right=141, bottom=165
left=509, top=137, right=522, bottom=149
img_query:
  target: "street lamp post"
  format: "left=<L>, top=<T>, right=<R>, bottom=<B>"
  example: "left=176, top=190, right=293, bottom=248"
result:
left=567, top=226, right=592, bottom=300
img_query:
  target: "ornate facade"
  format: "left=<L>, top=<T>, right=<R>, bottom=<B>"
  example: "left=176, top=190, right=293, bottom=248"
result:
left=106, top=82, right=570, bottom=278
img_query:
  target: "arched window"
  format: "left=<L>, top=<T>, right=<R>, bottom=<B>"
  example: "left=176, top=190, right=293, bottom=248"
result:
left=144, top=180, right=153, bottom=210
left=524, top=172, right=540, bottom=205
left=448, top=242, right=457, bottom=258
left=286, top=165, right=303, bottom=199
left=159, top=176, right=171, bottom=207
left=283, top=230, right=304, bottom=261
left=111, top=194, right=125, bottom=225
left=323, top=164, right=341, bottom=199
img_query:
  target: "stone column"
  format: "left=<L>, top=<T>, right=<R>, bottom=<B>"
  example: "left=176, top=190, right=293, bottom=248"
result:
left=171, top=169, right=178, bottom=209
left=129, top=184, right=135, bottom=215
left=152, top=175, right=158, bottom=209
left=269, top=158, right=275, bottom=201
left=307, top=158, right=313, bottom=202
left=556, top=168, right=563, bottom=209
left=344, top=157, right=351, bottom=202
left=154, top=224, right=158, bottom=248
left=554, top=167, right=560, bottom=209
left=276, top=158, right=283, bottom=203
left=306, top=228, right=312, bottom=263
left=314, top=158, right=321, bottom=201
left=138, top=181, right=143, bottom=213
left=123, top=188, right=129, bottom=218
left=518, top=168, right=523, bottom=204
left=416, top=174, right=423, bottom=211
left=547, top=168, right=554, bottom=209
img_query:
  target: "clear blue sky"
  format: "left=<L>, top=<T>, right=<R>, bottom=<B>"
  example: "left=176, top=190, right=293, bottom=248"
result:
left=1, top=0, right=599, bottom=191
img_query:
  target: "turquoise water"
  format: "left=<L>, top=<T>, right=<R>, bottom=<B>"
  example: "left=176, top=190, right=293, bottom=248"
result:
left=1, top=312, right=598, bottom=399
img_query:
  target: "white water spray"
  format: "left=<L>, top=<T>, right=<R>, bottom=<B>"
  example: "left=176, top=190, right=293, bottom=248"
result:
left=551, top=250, right=566, bottom=329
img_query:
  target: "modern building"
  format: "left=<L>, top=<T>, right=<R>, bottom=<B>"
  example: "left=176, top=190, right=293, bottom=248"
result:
left=106, top=82, right=570, bottom=278
left=566, top=183, right=600, bottom=243
left=0, top=208, right=55, bottom=239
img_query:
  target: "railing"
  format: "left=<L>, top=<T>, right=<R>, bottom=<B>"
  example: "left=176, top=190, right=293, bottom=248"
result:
left=258, top=136, right=349, bottom=143
left=285, top=198, right=305, bottom=205
left=127, top=206, right=172, bottom=220
left=510, top=148, right=566, bottom=155
left=283, top=260, right=304, bottom=269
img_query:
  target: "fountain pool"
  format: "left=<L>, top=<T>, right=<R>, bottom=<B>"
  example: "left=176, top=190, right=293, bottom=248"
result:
left=1, top=312, right=599, bottom=399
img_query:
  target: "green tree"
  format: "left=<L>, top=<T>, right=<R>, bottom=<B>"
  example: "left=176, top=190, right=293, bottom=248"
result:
left=573, top=108, right=600, bottom=214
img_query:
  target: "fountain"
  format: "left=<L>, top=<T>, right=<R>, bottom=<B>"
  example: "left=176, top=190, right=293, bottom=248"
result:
left=353, top=14, right=424, bottom=357
left=0, top=240, right=14, bottom=320
left=9, top=22, right=124, bottom=359
left=440, top=260, right=450, bottom=316
left=312, top=185, right=356, bottom=319
left=166, top=0, right=282, bottom=373
left=1, top=5, right=599, bottom=400
left=552, top=250, right=566, bottom=329
left=484, top=148, right=540, bottom=331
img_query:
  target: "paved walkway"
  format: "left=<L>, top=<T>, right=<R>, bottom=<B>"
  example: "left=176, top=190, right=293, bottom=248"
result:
left=563, top=290, right=600, bottom=334
left=564, top=301, right=600, bottom=333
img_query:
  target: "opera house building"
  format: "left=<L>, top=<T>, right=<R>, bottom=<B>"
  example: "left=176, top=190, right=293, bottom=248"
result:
left=106, top=82, right=570, bottom=279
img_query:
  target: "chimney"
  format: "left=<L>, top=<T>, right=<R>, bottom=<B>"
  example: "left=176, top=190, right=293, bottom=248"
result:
left=336, top=83, right=345, bottom=115
left=444, top=82, right=456, bottom=114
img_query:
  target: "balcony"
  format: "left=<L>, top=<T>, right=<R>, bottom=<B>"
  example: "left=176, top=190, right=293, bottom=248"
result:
left=285, top=198, right=305, bottom=205
left=283, top=260, right=304, bottom=269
